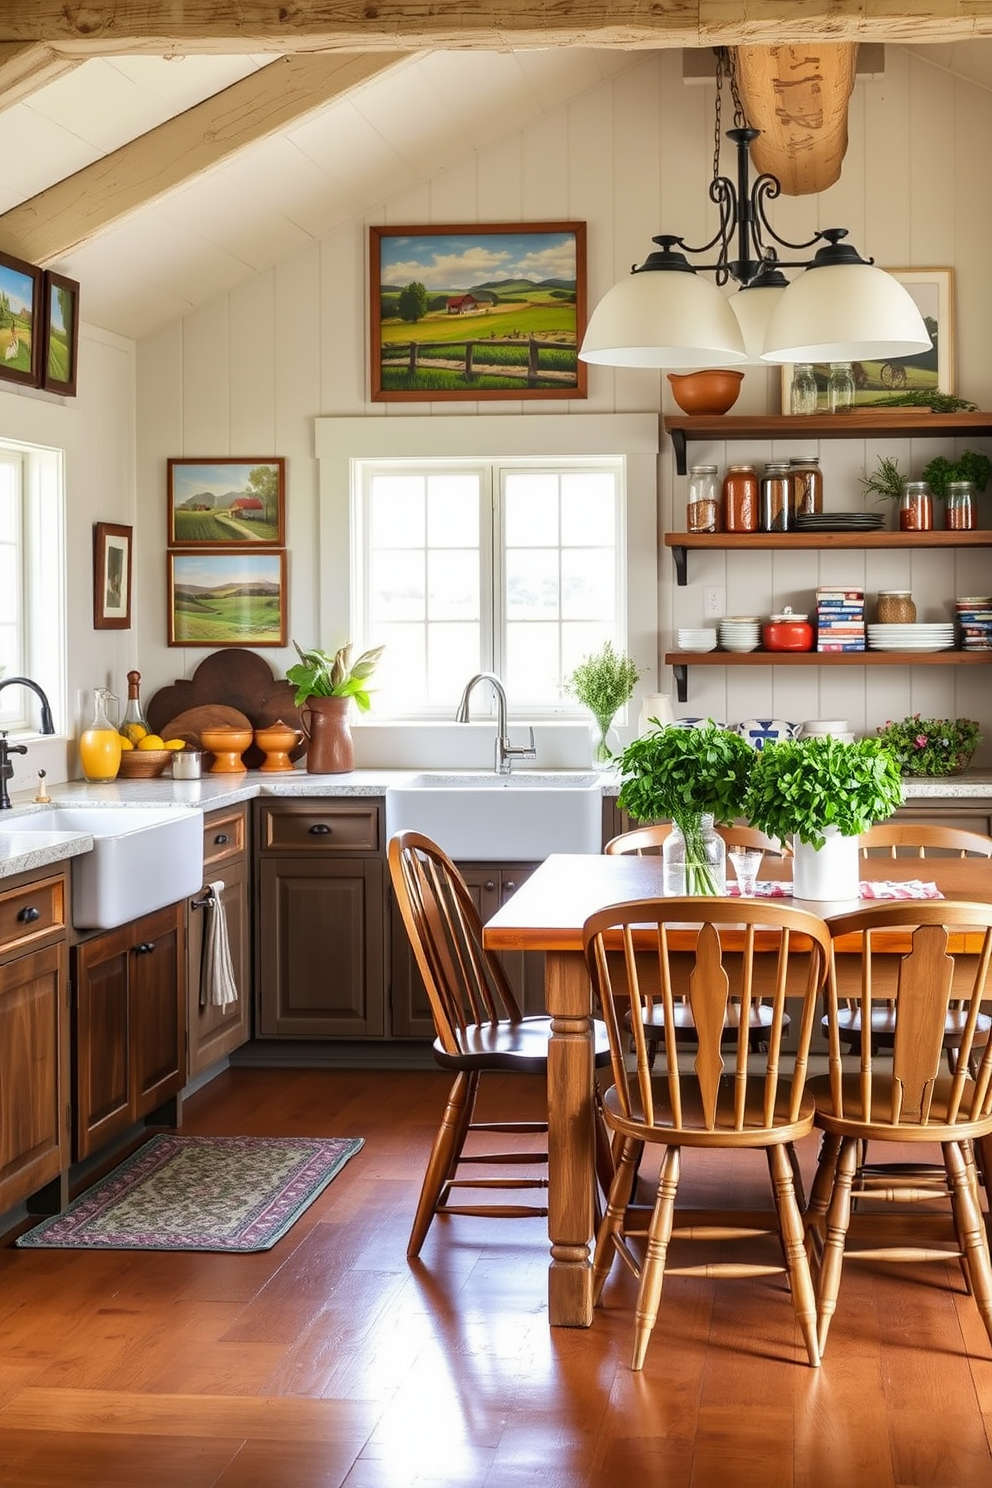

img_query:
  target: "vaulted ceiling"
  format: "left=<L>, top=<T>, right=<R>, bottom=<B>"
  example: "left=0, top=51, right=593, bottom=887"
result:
left=1, top=7, right=990, bottom=341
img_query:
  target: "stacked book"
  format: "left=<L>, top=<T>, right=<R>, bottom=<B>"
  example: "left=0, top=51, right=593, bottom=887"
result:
left=816, top=586, right=865, bottom=651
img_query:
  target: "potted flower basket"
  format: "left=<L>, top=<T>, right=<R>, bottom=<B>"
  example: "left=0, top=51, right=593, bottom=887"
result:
left=875, top=715, right=981, bottom=777
left=745, top=735, right=903, bottom=900
left=616, top=720, right=754, bottom=894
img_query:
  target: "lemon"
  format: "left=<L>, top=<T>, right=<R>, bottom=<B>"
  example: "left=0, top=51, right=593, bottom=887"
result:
left=137, top=733, right=166, bottom=751
left=163, top=738, right=185, bottom=751
left=120, top=723, right=147, bottom=744
left=119, top=737, right=135, bottom=750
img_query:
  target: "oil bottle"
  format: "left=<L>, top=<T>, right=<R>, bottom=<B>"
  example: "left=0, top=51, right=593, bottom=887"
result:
left=119, top=670, right=149, bottom=745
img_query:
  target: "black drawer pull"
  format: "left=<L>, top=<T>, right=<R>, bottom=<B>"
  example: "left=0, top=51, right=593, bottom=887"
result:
left=17, top=905, right=40, bottom=923
left=504, top=882, right=517, bottom=894
left=133, top=941, right=155, bottom=955
left=485, top=880, right=496, bottom=892
left=214, top=832, right=230, bottom=845
left=309, top=823, right=332, bottom=835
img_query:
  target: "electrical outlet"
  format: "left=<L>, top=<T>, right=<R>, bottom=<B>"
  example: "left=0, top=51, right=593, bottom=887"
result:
left=704, top=586, right=725, bottom=619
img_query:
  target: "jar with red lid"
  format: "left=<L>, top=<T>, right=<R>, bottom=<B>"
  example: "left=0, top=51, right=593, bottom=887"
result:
left=762, top=607, right=814, bottom=652
left=722, top=464, right=759, bottom=531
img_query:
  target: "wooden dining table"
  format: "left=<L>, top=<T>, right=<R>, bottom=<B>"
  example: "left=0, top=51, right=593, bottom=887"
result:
left=482, top=851, right=992, bottom=1327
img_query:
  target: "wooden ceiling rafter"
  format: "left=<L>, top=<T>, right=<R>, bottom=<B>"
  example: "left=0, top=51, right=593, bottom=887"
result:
left=731, top=43, right=859, bottom=195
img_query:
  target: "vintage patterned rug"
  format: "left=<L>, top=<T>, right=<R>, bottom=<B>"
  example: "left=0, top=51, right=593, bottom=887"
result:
left=16, top=1133, right=364, bottom=1252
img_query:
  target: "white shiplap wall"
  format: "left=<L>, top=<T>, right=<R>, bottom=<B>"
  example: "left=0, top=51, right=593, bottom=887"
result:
left=134, top=47, right=992, bottom=763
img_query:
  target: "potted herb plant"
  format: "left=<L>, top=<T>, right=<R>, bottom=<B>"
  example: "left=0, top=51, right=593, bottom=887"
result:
left=875, top=714, right=981, bottom=777
left=286, top=640, right=384, bottom=774
left=564, top=641, right=642, bottom=769
left=616, top=720, right=754, bottom=894
left=744, top=735, right=903, bottom=900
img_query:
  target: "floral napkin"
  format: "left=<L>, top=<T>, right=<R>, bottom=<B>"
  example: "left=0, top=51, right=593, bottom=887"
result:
left=728, top=880, right=943, bottom=899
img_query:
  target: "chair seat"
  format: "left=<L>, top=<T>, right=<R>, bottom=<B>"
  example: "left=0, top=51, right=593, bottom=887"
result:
left=436, top=1015, right=613, bottom=1072
left=638, top=1002, right=789, bottom=1034
left=809, top=1072, right=992, bottom=1142
left=824, top=1005, right=992, bottom=1048
left=602, top=1079, right=815, bottom=1148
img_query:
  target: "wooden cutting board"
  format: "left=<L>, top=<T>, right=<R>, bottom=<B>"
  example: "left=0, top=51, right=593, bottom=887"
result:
left=160, top=704, right=254, bottom=750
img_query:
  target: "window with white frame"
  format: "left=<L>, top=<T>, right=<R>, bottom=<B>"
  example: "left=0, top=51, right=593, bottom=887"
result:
left=0, top=439, right=65, bottom=734
left=353, top=456, right=625, bottom=717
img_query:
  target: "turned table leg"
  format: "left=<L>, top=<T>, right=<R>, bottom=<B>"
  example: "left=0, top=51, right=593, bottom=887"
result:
left=545, top=949, right=596, bottom=1327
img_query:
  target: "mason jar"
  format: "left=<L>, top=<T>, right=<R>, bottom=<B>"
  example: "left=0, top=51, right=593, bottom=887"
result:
left=686, top=464, right=720, bottom=533
left=945, top=480, right=977, bottom=531
left=876, top=590, right=916, bottom=624
left=899, top=480, right=933, bottom=532
left=722, top=464, right=759, bottom=532
left=759, top=462, right=792, bottom=532
left=789, top=456, right=823, bottom=517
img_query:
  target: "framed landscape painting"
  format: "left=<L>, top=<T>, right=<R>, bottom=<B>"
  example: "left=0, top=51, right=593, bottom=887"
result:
left=370, top=222, right=587, bottom=402
left=167, top=457, right=285, bottom=547
left=168, top=550, right=287, bottom=647
left=42, top=271, right=80, bottom=396
left=781, top=268, right=954, bottom=411
left=0, top=250, right=41, bottom=389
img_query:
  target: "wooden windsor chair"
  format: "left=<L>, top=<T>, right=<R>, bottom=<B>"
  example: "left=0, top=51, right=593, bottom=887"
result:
left=583, top=897, right=832, bottom=1370
left=805, top=900, right=992, bottom=1357
left=388, top=830, right=612, bottom=1259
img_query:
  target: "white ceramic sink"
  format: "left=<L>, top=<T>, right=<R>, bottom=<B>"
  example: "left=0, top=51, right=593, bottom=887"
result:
left=2, top=806, right=204, bottom=929
left=385, top=771, right=603, bottom=861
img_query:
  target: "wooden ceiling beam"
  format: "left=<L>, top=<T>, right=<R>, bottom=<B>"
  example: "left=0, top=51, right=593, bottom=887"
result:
left=0, top=50, right=408, bottom=264
left=3, top=1, right=992, bottom=55
left=0, top=42, right=83, bottom=108
left=733, top=43, right=859, bottom=195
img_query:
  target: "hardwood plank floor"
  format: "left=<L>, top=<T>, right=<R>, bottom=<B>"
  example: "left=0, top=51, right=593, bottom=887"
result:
left=1, top=1066, right=991, bottom=1486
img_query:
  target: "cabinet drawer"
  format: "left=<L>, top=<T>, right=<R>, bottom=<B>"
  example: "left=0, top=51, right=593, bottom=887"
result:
left=0, top=874, right=66, bottom=957
left=202, top=806, right=247, bottom=868
left=258, top=800, right=381, bottom=854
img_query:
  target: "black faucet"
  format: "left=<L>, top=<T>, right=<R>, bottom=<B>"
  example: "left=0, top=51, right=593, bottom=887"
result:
left=0, top=677, right=56, bottom=810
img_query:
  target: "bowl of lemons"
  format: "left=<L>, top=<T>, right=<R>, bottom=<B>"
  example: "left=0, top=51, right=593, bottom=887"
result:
left=117, top=731, right=185, bottom=778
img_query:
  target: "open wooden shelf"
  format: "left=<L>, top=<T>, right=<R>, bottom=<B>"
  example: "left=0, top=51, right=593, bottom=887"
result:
left=664, top=530, right=992, bottom=584
left=664, top=648, right=992, bottom=702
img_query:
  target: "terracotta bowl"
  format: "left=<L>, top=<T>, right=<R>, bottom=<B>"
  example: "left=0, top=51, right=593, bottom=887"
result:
left=667, top=369, right=744, bottom=415
left=199, top=727, right=253, bottom=773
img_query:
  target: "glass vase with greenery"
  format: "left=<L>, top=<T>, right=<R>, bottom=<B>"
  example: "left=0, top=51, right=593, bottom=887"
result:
left=564, top=641, right=642, bottom=767
left=875, top=715, right=981, bottom=777
left=616, top=720, right=754, bottom=893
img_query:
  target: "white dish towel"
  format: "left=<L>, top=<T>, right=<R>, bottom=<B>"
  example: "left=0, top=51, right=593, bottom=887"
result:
left=201, top=880, right=238, bottom=1007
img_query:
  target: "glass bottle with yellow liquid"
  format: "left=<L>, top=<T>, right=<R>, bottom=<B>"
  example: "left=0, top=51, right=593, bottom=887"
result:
left=119, top=669, right=149, bottom=746
left=79, top=688, right=122, bottom=781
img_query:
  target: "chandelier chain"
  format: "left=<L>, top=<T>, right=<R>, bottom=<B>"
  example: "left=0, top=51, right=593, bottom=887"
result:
left=712, top=48, right=747, bottom=183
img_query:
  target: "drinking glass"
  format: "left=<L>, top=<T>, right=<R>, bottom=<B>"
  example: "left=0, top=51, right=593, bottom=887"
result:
left=729, top=847, right=763, bottom=897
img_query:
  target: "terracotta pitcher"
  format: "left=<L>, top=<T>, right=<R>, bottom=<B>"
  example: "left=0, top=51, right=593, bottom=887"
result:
left=300, top=695, right=354, bottom=774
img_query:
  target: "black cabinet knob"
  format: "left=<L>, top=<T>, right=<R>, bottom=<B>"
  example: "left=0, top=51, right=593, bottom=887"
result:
left=17, top=905, right=40, bottom=923
left=214, top=832, right=230, bottom=844
left=309, top=823, right=332, bottom=835
left=133, top=941, right=155, bottom=955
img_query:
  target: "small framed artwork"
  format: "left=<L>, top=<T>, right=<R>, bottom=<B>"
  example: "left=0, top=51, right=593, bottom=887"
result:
left=781, top=267, right=954, bottom=411
left=167, top=457, right=286, bottom=547
left=369, top=222, right=587, bottom=402
left=0, top=249, right=42, bottom=389
left=93, top=522, right=132, bottom=631
left=168, top=549, right=288, bottom=647
left=42, top=270, right=80, bottom=396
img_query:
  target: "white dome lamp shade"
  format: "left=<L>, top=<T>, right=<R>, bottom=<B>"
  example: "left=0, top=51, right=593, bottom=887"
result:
left=579, top=236, right=747, bottom=369
left=728, top=261, right=789, bottom=365
left=760, top=230, right=932, bottom=364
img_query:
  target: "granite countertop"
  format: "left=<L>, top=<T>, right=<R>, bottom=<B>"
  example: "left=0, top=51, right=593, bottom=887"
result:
left=1, top=765, right=990, bottom=881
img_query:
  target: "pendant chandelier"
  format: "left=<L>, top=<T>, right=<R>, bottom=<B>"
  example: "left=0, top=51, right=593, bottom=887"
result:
left=579, top=49, right=931, bottom=370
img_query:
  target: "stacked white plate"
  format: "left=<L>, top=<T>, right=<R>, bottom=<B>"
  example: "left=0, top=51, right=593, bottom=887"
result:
left=866, top=622, right=956, bottom=653
left=719, top=616, right=761, bottom=653
left=676, top=627, right=718, bottom=652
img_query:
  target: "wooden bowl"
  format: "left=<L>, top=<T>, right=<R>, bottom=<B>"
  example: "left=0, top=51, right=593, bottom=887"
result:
left=667, top=369, right=744, bottom=415
left=117, top=749, right=172, bottom=778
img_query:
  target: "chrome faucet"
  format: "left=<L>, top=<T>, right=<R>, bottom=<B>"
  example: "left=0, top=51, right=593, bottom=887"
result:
left=456, top=672, right=536, bottom=776
left=0, top=677, right=56, bottom=810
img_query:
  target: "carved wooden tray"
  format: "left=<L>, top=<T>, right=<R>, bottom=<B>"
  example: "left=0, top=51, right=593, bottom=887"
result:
left=147, top=650, right=304, bottom=770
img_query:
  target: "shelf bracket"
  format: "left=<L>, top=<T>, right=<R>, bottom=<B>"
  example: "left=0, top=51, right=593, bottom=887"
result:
left=671, top=544, right=687, bottom=586
left=670, top=427, right=688, bottom=476
left=672, top=663, right=688, bottom=703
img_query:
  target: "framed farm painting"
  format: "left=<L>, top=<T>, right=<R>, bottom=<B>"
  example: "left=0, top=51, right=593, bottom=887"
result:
left=42, top=270, right=80, bottom=396
left=369, top=222, right=587, bottom=402
left=168, top=550, right=287, bottom=647
left=0, top=250, right=42, bottom=389
left=167, top=457, right=286, bottom=548
left=93, top=522, right=132, bottom=630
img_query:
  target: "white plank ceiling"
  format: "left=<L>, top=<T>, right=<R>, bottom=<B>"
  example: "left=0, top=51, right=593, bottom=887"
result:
left=1, top=42, right=987, bottom=342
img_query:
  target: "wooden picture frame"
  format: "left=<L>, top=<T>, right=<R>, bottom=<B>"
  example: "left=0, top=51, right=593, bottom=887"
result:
left=370, top=222, right=587, bottom=402
left=42, top=270, right=80, bottom=396
left=780, top=268, right=954, bottom=412
left=93, top=522, right=132, bottom=631
left=0, top=249, right=42, bottom=389
left=168, top=549, right=287, bottom=647
left=167, top=457, right=286, bottom=547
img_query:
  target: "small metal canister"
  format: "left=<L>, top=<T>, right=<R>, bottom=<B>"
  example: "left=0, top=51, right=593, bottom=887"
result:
left=171, top=749, right=203, bottom=779
left=759, top=462, right=792, bottom=532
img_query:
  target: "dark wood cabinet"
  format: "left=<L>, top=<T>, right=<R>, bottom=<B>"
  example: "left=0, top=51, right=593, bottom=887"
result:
left=186, top=804, right=251, bottom=1078
left=0, top=868, right=70, bottom=1214
left=73, top=901, right=185, bottom=1160
left=255, top=798, right=385, bottom=1039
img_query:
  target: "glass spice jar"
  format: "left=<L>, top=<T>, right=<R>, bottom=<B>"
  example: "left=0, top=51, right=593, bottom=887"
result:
left=686, top=464, right=719, bottom=533
left=722, top=464, right=759, bottom=532
left=899, top=479, right=933, bottom=531
left=759, top=462, right=792, bottom=532
left=789, top=456, right=823, bottom=517
left=876, top=590, right=916, bottom=624
left=945, top=480, right=977, bottom=531
left=790, top=363, right=818, bottom=417
left=827, top=361, right=856, bottom=414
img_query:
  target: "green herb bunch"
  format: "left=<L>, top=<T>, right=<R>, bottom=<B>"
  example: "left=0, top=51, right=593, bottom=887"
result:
left=745, top=736, right=903, bottom=849
left=564, top=641, right=641, bottom=733
left=286, top=640, right=384, bottom=711
left=920, top=450, right=992, bottom=500
left=875, top=714, right=981, bottom=777
left=861, top=454, right=905, bottom=505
